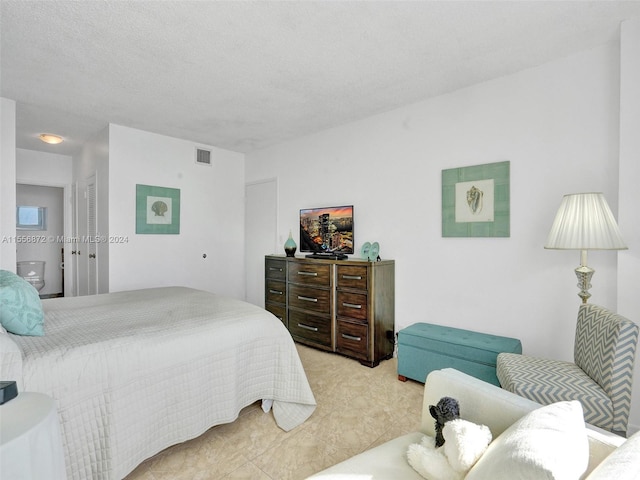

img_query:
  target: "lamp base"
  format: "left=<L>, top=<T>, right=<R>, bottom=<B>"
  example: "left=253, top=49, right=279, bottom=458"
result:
left=575, top=265, right=594, bottom=304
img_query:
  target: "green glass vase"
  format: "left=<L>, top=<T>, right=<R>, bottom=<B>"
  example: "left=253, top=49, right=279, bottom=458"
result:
left=284, top=230, right=297, bottom=257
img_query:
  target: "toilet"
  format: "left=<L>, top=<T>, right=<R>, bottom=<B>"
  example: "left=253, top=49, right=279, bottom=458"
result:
left=17, top=261, right=46, bottom=292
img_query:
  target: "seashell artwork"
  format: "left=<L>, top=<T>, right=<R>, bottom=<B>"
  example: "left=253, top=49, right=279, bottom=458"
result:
left=454, top=178, right=494, bottom=224
left=137, top=184, right=180, bottom=234
left=151, top=200, right=168, bottom=216
left=145, top=195, right=172, bottom=225
left=466, top=186, right=483, bottom=214
left=442, top=161, right=509, bottom=237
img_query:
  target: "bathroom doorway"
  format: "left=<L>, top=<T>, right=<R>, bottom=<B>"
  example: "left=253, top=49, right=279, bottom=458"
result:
left=16, top=184, right=65, bottom=298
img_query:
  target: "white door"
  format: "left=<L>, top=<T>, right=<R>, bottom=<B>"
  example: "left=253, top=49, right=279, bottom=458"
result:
left=86, top=174, right=98, bottom=295
left=71, top=182, right=79, bottom=296
left=244, top=178, right=277, bottom=307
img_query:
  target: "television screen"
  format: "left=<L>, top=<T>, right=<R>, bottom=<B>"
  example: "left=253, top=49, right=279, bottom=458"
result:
left=300, top=205, right=354, bottom=254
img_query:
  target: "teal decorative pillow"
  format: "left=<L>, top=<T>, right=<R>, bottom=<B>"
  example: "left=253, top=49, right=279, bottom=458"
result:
left=0, top=269, right=45, bottom=336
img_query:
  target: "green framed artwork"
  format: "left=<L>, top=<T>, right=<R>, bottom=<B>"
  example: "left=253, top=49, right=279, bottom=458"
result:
left=442, top=161, right=510, bottom=237
left=135, top=184, right=180, bottom=234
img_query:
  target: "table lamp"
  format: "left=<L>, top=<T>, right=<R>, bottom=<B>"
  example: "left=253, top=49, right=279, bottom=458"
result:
left=544, top=192, right=627, bottom=303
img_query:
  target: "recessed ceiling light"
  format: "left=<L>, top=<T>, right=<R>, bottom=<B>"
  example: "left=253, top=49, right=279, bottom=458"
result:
left=39, top=133, right=63, bottom=144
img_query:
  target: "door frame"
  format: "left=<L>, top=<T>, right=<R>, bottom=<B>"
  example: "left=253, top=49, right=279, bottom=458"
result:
left=85, top=173, right=98, bottom=295
left=15, top=178, right=74, bottom=296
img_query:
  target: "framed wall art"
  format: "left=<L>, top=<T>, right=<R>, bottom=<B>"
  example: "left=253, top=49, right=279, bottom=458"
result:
left=442, top=161, right=510, bottom=237
left=135, top=184, right=181, bottom=234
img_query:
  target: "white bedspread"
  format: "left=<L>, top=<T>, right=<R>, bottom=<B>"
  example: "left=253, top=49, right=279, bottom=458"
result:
left=7, top=287, right=316, bottom=480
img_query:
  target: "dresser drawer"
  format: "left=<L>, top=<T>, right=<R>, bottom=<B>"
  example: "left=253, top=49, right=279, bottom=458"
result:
left=337, top=265, right=368, bottom=290
left=289, top=310, right=332, bottom=347
left=265, top=303, right=286, bottom=325
left=289, top=284, right=331, bottom=314
left=265, top=279, right=286, bottom=304
left=337, top=320, right=368, bottom=360
left=336, top=291, right=368, bottom=322
left=289, top=262, right=331, bottom=286
left=265, top=258, right=286, bottom=281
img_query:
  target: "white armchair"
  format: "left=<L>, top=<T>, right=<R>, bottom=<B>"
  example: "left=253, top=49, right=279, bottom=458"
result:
left=306, top=368, right=630, bottom=479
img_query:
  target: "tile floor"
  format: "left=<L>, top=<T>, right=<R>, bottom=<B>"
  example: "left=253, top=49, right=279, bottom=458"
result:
left=125, top=344, right=424, bottom=480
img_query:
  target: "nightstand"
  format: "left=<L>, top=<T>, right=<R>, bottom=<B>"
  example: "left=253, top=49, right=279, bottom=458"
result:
left=0, top=392, right=67, bottom=479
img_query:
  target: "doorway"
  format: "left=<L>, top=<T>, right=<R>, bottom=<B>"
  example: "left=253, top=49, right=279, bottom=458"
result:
left=244, top=178, right=278, bottom=307
left=16, top=184, right=65, bottom=298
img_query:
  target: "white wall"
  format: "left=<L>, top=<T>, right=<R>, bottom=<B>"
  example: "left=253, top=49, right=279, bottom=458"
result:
left=107, top=124, right=246, bottom=298
left=618, top=17, right=640, bottom=435
left=17, top=148, right=73, bottom=184
left=0, top=97, right=17, bottom=271
left=16, top=148, right=73, bottom=295
left=246, top=42, right=637, bottom=429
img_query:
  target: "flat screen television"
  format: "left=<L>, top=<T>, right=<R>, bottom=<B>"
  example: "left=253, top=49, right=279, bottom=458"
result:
left=299, top=205, right=354, bottom=254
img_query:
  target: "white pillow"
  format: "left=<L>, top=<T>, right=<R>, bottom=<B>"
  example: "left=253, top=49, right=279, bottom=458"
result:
left=585, top=430, right=640, bottom=479
left=465, top=401, right=589, bottom=480
left=407, top=420, right=492, bottom=480
left=443, top=419, right=492, bottom=472
left=407, top=436, right=463, bottom=480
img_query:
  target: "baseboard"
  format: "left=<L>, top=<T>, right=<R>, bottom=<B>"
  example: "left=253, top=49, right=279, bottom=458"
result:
left=40, top=293, right=64, bottom=299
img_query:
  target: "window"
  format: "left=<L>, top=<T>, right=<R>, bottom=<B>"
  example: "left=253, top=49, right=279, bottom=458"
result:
left=16, top=206, right=47, bottom=230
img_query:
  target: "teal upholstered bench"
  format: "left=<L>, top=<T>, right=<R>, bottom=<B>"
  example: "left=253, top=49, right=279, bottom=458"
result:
left=397, top=323, right=522, bottom=386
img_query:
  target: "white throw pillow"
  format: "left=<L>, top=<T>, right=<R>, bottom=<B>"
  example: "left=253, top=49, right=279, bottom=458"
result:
left=443, top=419, right=492, bottom=472
left=407, top=436, right=463, bottom=480
left=465, top=401, right=589, bottom=480
left=585, top=430, right=640, bottom=480
left=407, top=420, right=492, bottom=480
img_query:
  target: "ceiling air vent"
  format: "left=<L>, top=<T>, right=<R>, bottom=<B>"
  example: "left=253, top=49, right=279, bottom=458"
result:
left=195, top=148, right=212, bottom=166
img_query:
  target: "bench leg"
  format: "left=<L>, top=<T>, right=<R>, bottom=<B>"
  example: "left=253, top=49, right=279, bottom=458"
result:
left=398, top=375, right=407, bottom=382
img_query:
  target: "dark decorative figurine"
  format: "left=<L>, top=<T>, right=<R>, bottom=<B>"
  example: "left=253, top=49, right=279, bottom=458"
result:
left=429, top=396, right=460, bottom=447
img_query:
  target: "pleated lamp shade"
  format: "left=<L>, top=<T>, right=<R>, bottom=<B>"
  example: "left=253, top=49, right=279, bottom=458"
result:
left=545, top=193, right=627, bottom=250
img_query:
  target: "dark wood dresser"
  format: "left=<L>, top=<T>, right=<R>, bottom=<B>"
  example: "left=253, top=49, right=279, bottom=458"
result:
left=265, top=255, right=395, bottom=367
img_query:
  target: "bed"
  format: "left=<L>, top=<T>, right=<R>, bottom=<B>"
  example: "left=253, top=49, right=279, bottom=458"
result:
left=0, top=285, right=316, bottom=480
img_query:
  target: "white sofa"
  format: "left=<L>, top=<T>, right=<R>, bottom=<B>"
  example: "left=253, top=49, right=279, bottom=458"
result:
left=307, top=368, right=638, bottom=479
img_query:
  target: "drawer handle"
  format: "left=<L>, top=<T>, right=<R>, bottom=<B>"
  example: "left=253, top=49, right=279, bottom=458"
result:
left=269, top=289, right=284, bottom=295
left=298, top=323, right=319, bottom=332
left=342, top=275, right=362, bottom=280
left=298, top=295, right=318, bottom=303
left=269, top=267, right=283, bottom=272
left=342, top=302, right=362, bottom=309
left=298, top=271, right=318, bottom=277
left=341, top=333, right=362, bottom=341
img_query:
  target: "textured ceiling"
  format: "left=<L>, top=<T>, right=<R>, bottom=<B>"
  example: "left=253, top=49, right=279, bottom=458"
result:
left=2, top=1, right=640, bottom=155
